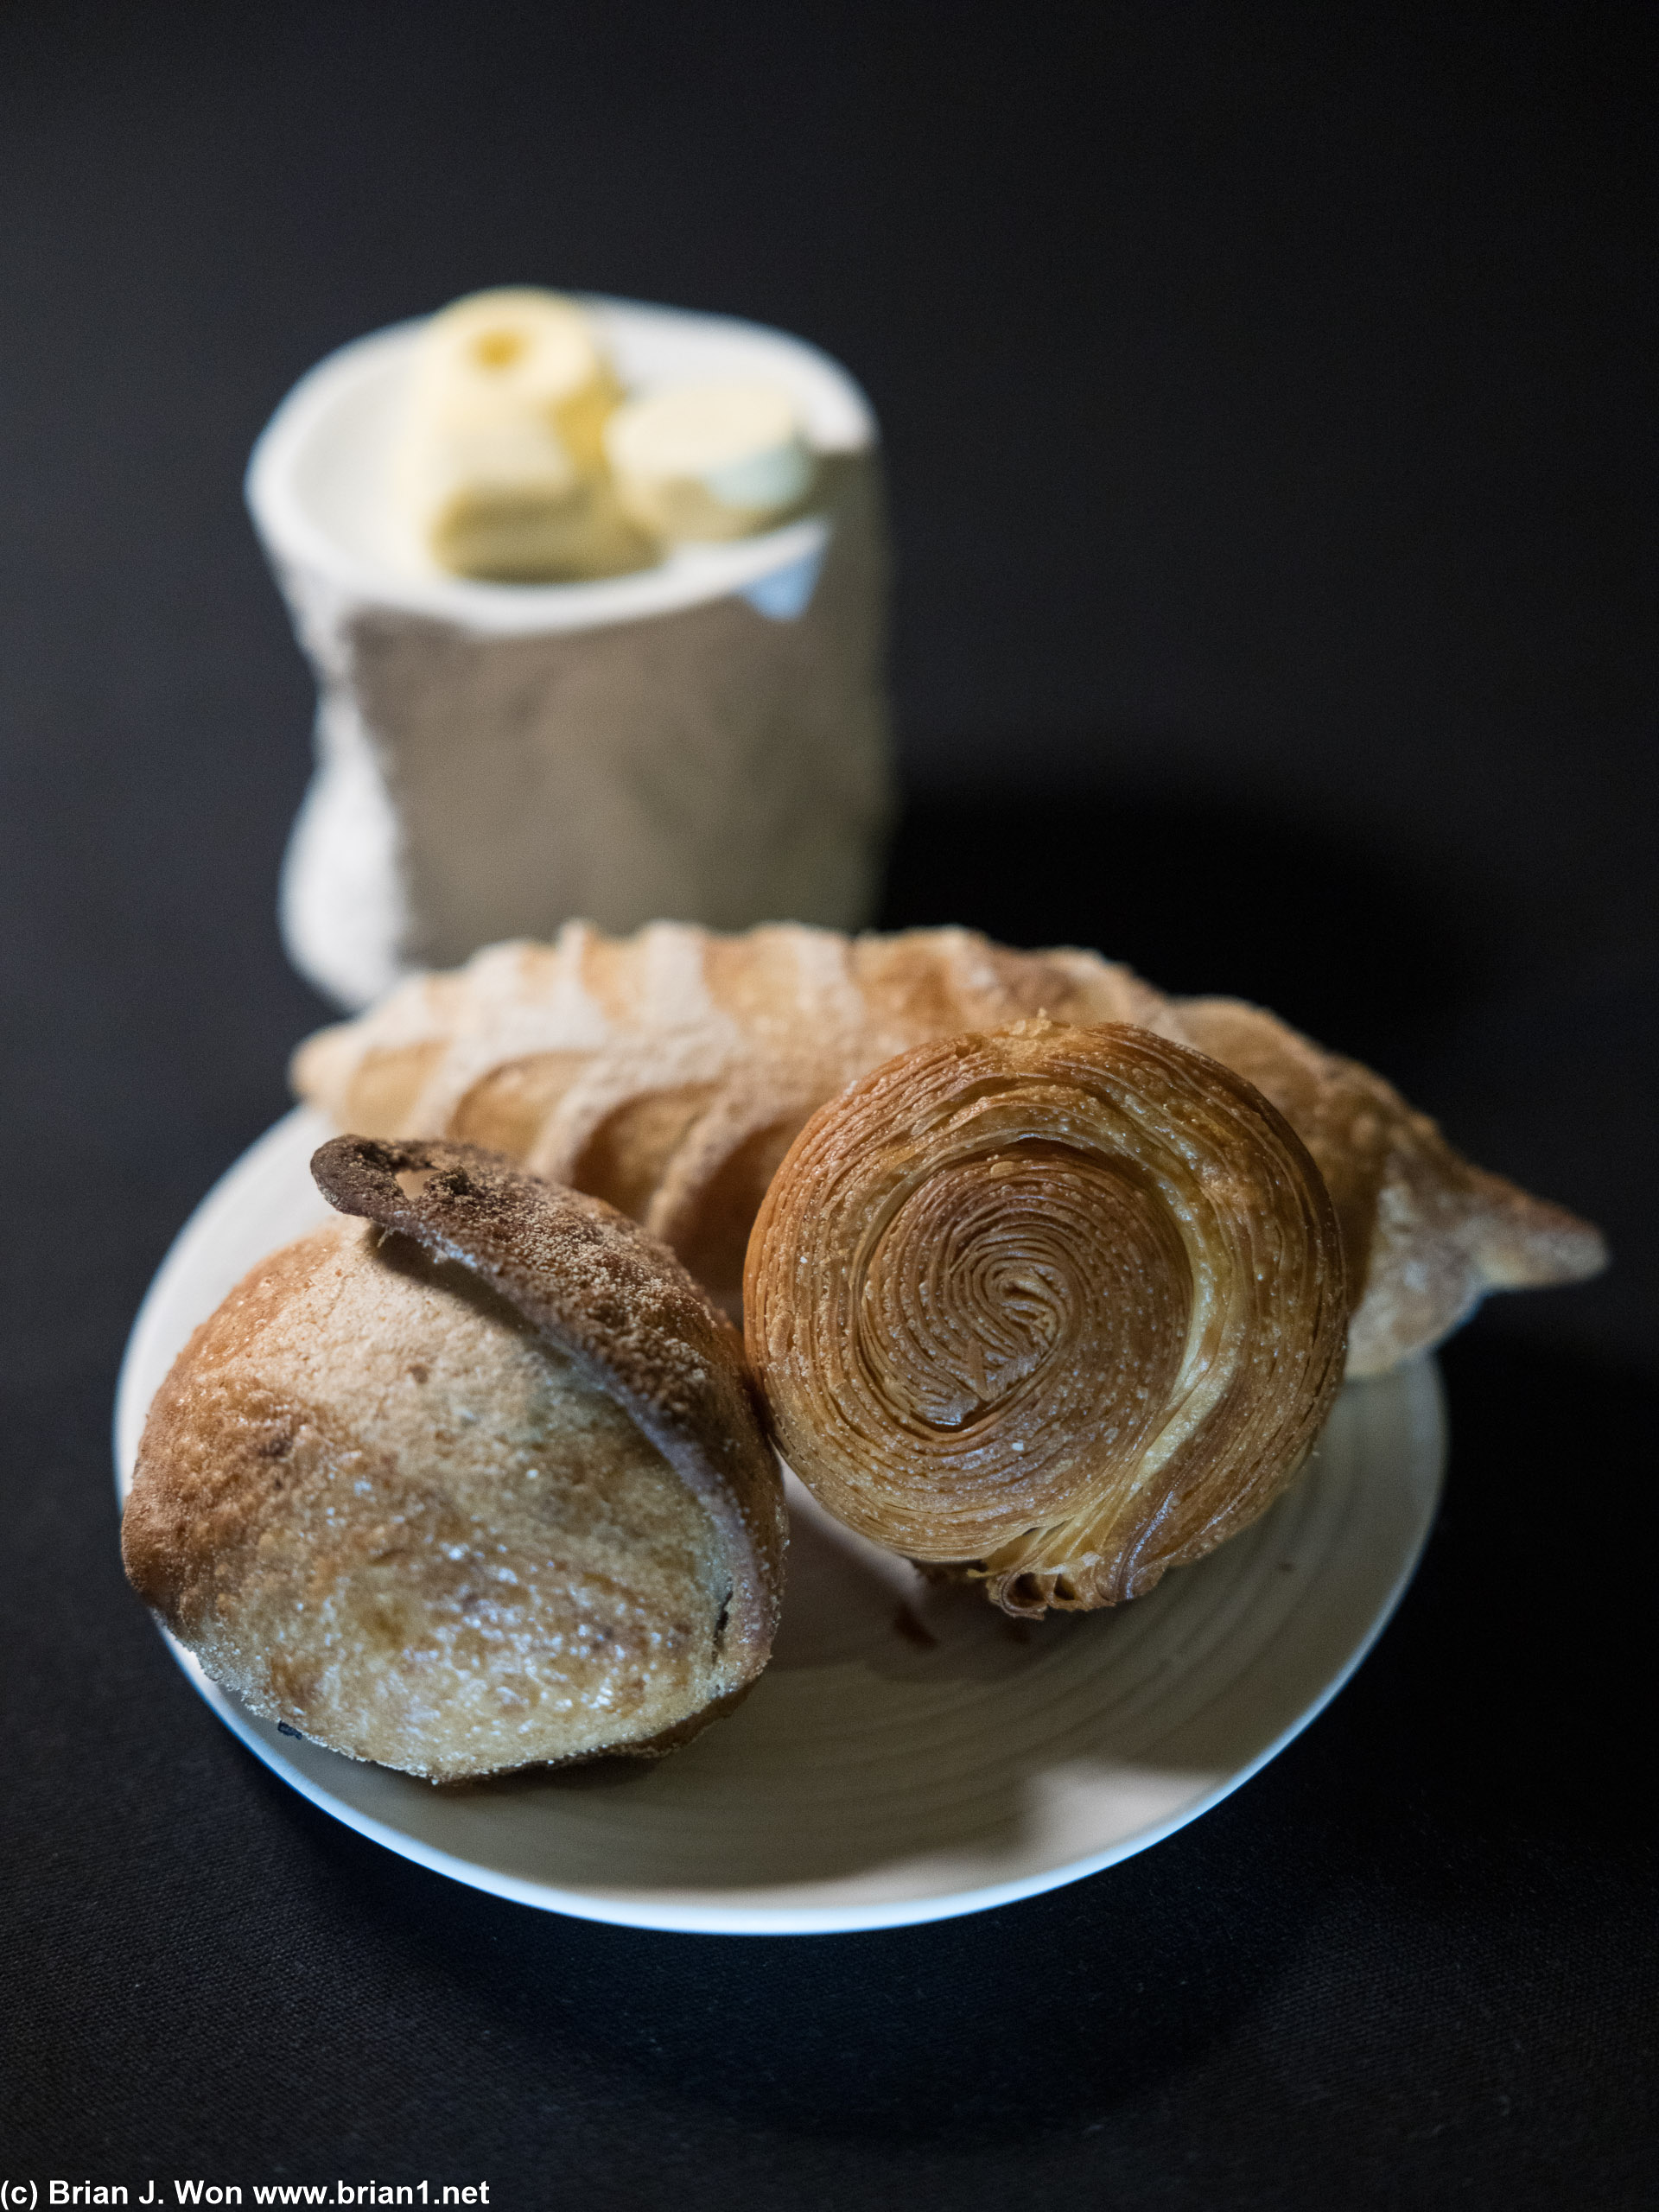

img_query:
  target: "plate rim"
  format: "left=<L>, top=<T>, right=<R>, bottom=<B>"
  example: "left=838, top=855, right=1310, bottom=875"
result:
left=113, top=1107, right=1446, bottom=1936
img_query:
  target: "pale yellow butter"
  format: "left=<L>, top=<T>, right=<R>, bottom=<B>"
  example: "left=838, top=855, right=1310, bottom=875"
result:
left=393, top=289, right=649, bottom=581
left=605, top=380, right=817, bottom=543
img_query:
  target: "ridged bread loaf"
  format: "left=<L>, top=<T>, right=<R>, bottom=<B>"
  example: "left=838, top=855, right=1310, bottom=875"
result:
left=292, top=921, right=1606, bottom=1376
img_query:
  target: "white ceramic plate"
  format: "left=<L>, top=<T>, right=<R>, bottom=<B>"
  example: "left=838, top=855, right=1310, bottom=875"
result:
left=114, top=1109, right=1445, bottom=1936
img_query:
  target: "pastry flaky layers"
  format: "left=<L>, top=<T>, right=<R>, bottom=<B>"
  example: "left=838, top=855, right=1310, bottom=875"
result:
left=292, top=923, right=1607, bottom=1376
left=747, top=1020, right=1349, bottom=1616
left=122, top=1138, right=785, bottom=1783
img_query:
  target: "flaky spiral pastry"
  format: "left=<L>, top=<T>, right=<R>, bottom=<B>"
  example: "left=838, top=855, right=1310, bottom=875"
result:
left=745, top=1020, right=1349, bottom=1617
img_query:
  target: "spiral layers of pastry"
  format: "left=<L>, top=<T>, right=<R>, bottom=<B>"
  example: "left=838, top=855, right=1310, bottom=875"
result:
left=745, top=1020, right=1348, bottom=1616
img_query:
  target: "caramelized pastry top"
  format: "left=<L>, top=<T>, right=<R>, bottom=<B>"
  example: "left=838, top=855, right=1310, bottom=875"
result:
left=745, top=1020, right=1348, bottom=1615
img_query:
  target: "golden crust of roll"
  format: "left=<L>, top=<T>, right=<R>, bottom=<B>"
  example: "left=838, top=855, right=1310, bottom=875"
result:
left=744, top=1020, right=1349, bottom=1616
left=290, top=921, right=1606, bottom=1375
left=123, top=1138, right=785, bottom=1783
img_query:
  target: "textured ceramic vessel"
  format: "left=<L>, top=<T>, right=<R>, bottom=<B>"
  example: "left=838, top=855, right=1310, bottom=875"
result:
left=248, top=299, right=893, bottom=1010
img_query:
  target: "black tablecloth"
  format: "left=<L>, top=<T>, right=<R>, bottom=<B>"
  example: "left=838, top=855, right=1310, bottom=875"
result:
left=3, top=8, right=1655, bottom=2204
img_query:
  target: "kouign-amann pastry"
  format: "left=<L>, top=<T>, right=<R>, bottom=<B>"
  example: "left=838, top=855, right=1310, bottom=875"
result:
left=745, top=1020, right=1348, bottom=1617
left=291, top=922, right=1605, bottom=1374
left=122, top=1138, right=785, bottom=1782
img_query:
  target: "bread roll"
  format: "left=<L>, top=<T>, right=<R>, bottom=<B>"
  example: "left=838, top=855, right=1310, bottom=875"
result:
left=290, top=921, right=1606, bottom=1374
left=122, top=1138, right=785, bottom=1782
left=744, top=1020, right=1348, bottom=1616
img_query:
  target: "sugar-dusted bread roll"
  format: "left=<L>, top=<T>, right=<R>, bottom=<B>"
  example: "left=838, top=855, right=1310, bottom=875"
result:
left=745, top=1020, right=1348, bottom=1616
left=290, top=922, right=1607, bottom=1375
left=122, top=1138, right=785, bottom=1783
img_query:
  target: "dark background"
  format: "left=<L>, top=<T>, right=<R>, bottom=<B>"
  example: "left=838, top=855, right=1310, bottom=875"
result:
left=3, top=4, right=1654, bottom=2204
